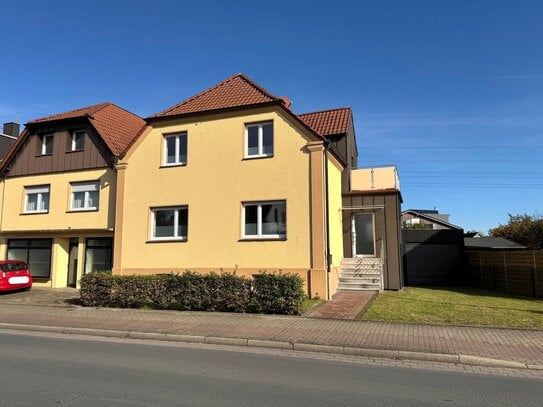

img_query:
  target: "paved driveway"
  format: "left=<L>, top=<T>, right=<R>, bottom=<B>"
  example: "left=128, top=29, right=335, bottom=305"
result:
left=0, top=287, right=79, bottom=307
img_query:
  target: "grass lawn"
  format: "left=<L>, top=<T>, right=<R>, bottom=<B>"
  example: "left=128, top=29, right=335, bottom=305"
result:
left=300, top=297, right=321, bottom=313
left=360, top=286, right=543, bottom=329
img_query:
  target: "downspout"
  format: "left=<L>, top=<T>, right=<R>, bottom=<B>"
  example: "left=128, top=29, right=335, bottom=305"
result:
left=324, top=144, right=331, bottom=300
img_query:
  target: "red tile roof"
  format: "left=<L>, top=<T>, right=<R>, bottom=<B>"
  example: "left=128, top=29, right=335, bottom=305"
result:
left=149, top=74, right=284, bottom=118
left=28, top=102, right=145, bottom=156
left=298, top=108, right=352, bottom=136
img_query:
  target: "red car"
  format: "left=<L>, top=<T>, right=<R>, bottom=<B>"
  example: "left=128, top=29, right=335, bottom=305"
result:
left=0, top=260, right=33, bottom=292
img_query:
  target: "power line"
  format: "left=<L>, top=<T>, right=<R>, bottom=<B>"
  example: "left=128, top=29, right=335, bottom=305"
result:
left=402, top=175, right=543, bottom=179
left=364, top=146, right=543, bottom=150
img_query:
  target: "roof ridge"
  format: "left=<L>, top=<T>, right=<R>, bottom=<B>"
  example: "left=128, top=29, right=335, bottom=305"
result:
left=28, top=102, right=112, bottom=123
left=236, top=73, right=281, bottom=101
left=298, top=107, right=352, bottom=117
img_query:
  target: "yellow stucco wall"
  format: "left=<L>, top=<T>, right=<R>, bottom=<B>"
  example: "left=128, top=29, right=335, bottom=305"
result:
left=0, top=168, right=116, bottom=232
left=117, top=106, right=315, bottom=272
left=327, top=155, right=343, bottom=298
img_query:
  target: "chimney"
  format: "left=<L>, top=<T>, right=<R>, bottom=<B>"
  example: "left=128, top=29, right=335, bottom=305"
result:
left=3, top=122, right=20, bottom=138
left=279, top=96, right=292, bottom=109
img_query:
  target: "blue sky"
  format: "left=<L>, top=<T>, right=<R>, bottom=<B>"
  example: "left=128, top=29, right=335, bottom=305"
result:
left=1, top=0, right=541, bottom=233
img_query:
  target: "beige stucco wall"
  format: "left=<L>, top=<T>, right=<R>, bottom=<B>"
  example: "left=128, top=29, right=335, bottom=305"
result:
left=116, top=106, right=314, bottom=274
left=327, top=154, right=343, bottom=298
left=0, top=168, right=116, bottom=232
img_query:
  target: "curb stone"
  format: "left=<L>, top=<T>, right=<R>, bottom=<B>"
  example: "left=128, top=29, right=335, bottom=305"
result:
left=0, top=322, right=536, bottom=370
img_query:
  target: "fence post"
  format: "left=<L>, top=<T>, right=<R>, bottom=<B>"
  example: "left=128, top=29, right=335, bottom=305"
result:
left=503, top=251, right=508, bottom=292
left=533, top=250, right=538, bottom=297
left=478, top=251, right=483, bottom=287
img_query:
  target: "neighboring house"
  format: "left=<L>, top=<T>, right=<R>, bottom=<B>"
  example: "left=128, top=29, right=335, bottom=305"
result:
left=114, top=74, right=404, bottom=298
left=464, top=237, right=526, bottom=250
left=401, top=209, right=458, bottom=230
left=0, top=103, right=145, bottom=287
left=0, top=122, right=19, bottom=160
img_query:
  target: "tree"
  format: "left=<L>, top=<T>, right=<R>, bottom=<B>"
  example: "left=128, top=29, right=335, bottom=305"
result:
left=489, top=213, right=543, bottom=249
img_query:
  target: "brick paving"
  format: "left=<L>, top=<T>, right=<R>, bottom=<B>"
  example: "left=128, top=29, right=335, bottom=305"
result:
left=304, top=291, right=376, bottom=319
left=0, top=289, right=542, bottom=366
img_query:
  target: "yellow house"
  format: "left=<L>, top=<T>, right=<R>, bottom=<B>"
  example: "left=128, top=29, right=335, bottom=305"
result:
left=0, top=103, right=145, bottom=288
left=114, top=74, right=347, bottom=299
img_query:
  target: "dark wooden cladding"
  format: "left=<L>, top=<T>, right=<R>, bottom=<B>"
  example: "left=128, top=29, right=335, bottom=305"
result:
left=5, top=121, right=113, bottom=177
left=342, top=191, right=403, bottom=290
left=326, top=120, right=358, bottom=193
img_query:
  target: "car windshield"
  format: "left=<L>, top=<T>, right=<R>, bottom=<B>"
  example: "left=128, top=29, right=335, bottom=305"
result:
left=1, top=262, right=28, bottom=272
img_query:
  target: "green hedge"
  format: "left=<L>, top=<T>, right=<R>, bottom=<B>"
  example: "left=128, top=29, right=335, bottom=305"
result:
left=80, top=271, right=305, bottom=315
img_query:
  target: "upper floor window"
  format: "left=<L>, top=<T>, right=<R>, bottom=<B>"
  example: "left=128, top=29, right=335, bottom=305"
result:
left=150, top=206, right=188, bottom=241
left=71, top=130, right=85, bottom=151
left=24, top=185, right=50, bottom=214
left=245, top=122, right=273, bottom=159
left=242, top=201, right=286, bottom=239
left=163, top=132, right=187, bottom=166
left=41, top=134, right=53, bottom=155
left=70, top=181, right=99, bottom=211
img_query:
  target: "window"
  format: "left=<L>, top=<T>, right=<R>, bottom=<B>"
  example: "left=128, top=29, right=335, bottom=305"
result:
left=151, top=206, right=188, bottom=241
left=84, top=238, right=112, bottom=274
left=245, top=122, right=273, bottom=158
left=242, top=201, right=286, bottom=239
left=163, top=132, right=187, bottom=166
left=70, top=181, right=99, bottom=211
left=41, top=134, right=53, bottom=155
left=71, top=130, right=85, bottom=151
left=7, top=239, right=52, bottom=279
left=24, top=185, right=50, bottom=213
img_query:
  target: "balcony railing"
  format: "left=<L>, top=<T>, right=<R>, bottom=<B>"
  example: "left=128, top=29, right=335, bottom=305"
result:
left=351, top=166, right=400, bottom=191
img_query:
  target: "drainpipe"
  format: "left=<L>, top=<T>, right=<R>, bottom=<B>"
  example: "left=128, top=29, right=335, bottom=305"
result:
left=324, top=144, right=332, bottom=300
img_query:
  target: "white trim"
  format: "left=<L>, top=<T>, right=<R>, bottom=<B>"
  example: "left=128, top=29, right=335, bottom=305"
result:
left=71, top=130, right=85, bottom=151
left=162, top=132, right=187, bottom=166
left=241, top=200, right=286, bottom=239
left=150, top=206, right=188, bottom=241
left=41, top=134, right=53, bottom=155
left=352, top=212, right=376, bottom=257
left=244, top=122, right=273, bottom=159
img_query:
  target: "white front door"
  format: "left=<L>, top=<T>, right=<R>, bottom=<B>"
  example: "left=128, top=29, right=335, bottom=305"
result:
left=352, top=213, right=375, bottom=257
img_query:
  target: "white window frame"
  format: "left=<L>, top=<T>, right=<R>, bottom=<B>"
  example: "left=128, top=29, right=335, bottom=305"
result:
left=71, top=130, right=85, bottom=151
left=24, top=185, right=50, bottom=214
left=242, top=200, right=286, bottom=239
left=162, top=132, right=187, bottom=166
left=70, top=181, right=99, bottom=211
left=41, top=134, right=53, bottom=155
left=150, top=206, right=188, bottom=241
left=244, top=121, right=273, bottom=159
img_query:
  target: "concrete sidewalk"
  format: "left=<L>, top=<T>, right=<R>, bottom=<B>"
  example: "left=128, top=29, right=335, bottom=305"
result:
left=0, top=293, right=542, bottom=370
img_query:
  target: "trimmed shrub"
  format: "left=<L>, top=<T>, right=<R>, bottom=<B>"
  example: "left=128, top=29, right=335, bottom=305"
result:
left=80, top=271, right=305, bottom=315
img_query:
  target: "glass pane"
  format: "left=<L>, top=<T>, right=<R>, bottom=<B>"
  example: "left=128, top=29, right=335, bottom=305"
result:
left=166, top=136, right=176, bottom=164
left=244, top=205, right=258, bottom=236
left=44, top=135, right=53, bottom=154
left=88, top=190, right=99, bottom=208
left=178, top=134, right=187, bottom=163
left=262, top=123, right=273, bottom=155
left=154, top=209, right=175, bottom=237
left=87, top=238, right=112, bottom=247
left=262, top=203, right=286, bottom=235
left=85, top=247, right=112, bottom=274
left=177, top=208, right=188, bottom=238
left=74, top=132, right=85, bottom=150
left=41, top=192, right=50, bottom=211
left=1, top=262, right=27, bottom=272
left=30, top=239, right=52, bottom=247
left=7, top=248, right=28, bottom=262
left=247, top=126, right=259, bottom=156
left=28, top=248, right=52, bottom=278
left=26, top=193, right=38, bottom=212
left=7, top=240, right=28, bottom=248
left=354, top=214, right=374, bottom=255
left=72, top=192, right=85, bottom=209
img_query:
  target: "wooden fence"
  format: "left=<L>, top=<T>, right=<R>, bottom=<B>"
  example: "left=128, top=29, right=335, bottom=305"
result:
left=465, top=250, right=543, bottom=297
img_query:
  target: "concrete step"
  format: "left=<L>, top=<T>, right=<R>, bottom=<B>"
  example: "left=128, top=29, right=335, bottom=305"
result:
left=339, top=272, right=381, bottom=279
left=341, top=258, right=381, bottom=266
left=340, top=266, right=381, bottom=273
left=338, top=278, right=381, bottom=285
left=337, top=283, right=381, bottom=291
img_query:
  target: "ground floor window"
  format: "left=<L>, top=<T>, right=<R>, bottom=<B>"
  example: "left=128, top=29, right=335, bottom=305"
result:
left=7, top=239, right=52, bottom=279
left=84, top=238, right=113, bottom=274
left=242, top=201, right=286, bottom=239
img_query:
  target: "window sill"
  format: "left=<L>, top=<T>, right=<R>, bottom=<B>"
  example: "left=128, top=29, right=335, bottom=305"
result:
left=159, top=163, right=187, bottom=169
left=66, top=208, right=99, bottom=213
left=65, top=149, right=84, bottom=154
left=146, top=238, right=188, bottom=244
left=239, top=237, right=286, bottom=242
left=35, top=153, right=53, bottom=157
left=242, top=154, right=274, bottom=161
left=20, top=211, right=49, bottom=215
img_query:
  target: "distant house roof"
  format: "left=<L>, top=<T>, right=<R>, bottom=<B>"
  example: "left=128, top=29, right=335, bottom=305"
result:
left=401, top=210, right=462, bottom=230
left=149, top=74, right=285, bottom=119
left=0, top=103, right=145, bottom=173
left=298, top=108, right=351, bottom=137
left=405, top=208, right=439, bottom=215
left=464, top=237, right=527, bottom=250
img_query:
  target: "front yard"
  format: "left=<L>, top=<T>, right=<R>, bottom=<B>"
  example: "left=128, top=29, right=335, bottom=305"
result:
left=360, top=286, right=543, bottom=329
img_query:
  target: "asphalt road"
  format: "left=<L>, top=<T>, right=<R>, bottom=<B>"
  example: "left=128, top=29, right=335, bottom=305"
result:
left=0, top=331, right=541, bottom=406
